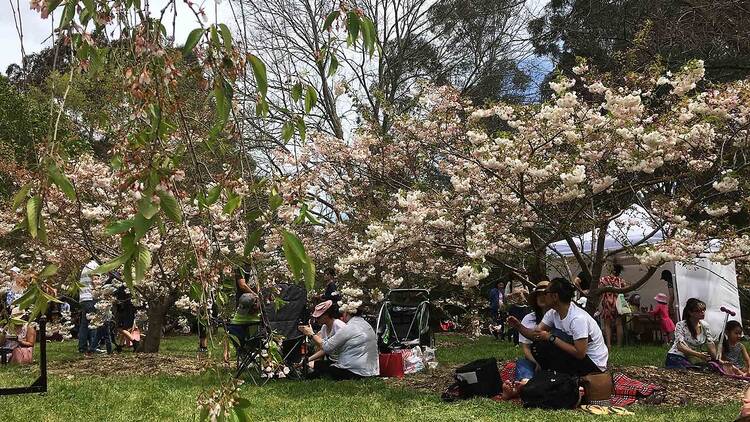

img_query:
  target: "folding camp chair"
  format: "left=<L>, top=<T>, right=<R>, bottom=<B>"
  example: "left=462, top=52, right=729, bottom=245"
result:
left=376, top=289, right=434, bottom=351
left=229, top=283, right=310, bottom=382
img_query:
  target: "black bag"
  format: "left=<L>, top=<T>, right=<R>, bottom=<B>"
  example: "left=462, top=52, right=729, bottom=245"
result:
left=453, top=358, right=501, bottom=398
left=520, top=370, right=580, bottom=409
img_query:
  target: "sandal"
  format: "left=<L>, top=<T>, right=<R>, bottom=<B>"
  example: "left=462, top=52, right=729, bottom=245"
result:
left=581, top=405, right=611, bottom=415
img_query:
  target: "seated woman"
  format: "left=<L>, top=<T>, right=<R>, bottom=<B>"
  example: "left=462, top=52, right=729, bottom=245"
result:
left=227, top=293, right=261, bottom=345
left=298, top=305, right=379, bottom=380
left=1, top=312, right=36, bottom=365
left=510, top=278, right=608, bottom=377
left=665, top=297, right=717, bottom=369
left=307, top=300, right=346, bottom=363
left=515, top=281, right=550, bottom=382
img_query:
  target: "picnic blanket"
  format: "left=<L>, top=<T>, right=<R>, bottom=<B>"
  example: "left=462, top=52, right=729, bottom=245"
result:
left=498, top=361, right=664, bottom=407
left=708, top=361, right=750, bottom=381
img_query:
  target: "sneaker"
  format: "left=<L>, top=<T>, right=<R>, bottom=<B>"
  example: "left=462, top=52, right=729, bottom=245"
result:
left=198, top=346, right=208, bottom=353
left=95, top=348, right=107, bottom=354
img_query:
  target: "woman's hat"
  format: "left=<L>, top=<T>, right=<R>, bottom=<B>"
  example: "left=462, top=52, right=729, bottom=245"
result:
left=534, top=280, right=550, bottom=293
left=312, top=300, right=333, bottom=318
left=654, top=293, right=669, bottom=304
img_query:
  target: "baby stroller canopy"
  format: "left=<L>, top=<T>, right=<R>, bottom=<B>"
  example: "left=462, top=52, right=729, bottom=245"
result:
left=376, top=289, right=433, bottom=350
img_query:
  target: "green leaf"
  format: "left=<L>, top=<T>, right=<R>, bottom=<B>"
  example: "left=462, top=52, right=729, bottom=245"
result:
left=139, top=197, right=160, bottom=219
left=304, top=86, right=317, bottom=113
left=281, top=230, right=315, bottom=290
left=235, top=398, right=251, bottom=409
left=219, top=23, right=232, bottom=51
left=323, top=10, right=340, bottom=31
left=82, top=0, right=95, bottom=14
left=255, top=98, right=269, bottom=117
left=214, top=80, right=231, bottom=124
left=244, top=227, right=264, bottom=256
left=13, top=286, right=37, bottom=310
left=206, top=185, right=222, bottom=205
left=133, top=213, right=155, bottom=240
left=223, top=195, right=242, bottom=215
left=26, top=196, right=41, bottom=238
left=183, top=28, right=205, bottom=55
left=60, top=1, right=76, bottom=28
left=327, top=53, right=339, bottom=77
left=106, top=219, right=135, bottom=235
left=91, top=254, right=130, bottom=275
left=47, top=0, right=63, bottom=13
left=157, top=191, right=182, bottom=223
left=296, top=118, right=306, bottom=142
left=12, top=184, right=31, bottom=209
left=281, top=121, right=294, bottom=142
left=210, top=26, right=220, bottom=47
left=48, top=163, right=76, bottom=200
left=346, top=11, right=360, bottom=45
left=39, top=264, right=59, bottom=279
left=360, top=17, right=377, bottom=57
left=233, top=407, right=250, bottom=422
left=291, top=82, right=302, bottom=102
left=135, top=245, right=152, bottom=283
left=248, top=54, right=268, bottom=98
left=268, top=193, right=282, bottom=211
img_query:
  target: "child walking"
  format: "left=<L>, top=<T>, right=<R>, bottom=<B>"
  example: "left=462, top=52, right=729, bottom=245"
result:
left=722, top=320, right=750, bottom=377
left=650, top=293, right=675, bottom=343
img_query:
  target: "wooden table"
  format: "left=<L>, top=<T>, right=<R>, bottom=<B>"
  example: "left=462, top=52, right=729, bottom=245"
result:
left=625, top=313, right=663, bottom=344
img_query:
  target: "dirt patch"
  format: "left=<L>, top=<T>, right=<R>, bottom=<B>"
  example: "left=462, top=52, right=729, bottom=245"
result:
left=616, top=365, right=747, bottom=406
left=50, top=353, right=212, bottom=378
left=386, top=363, right=748, bottom=406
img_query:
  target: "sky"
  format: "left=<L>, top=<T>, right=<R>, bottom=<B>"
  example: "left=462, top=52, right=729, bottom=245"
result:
left=0, top=0, right=233, bottom=73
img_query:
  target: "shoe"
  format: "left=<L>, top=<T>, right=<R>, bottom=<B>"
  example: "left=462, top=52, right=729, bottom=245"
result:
left=95, top=348, right=107, bottom=354
left=198, top=346, right=208, bottom=353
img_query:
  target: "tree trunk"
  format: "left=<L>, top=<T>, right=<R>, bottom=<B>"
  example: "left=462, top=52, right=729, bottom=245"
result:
left=140, top=295, right=173, bottom=353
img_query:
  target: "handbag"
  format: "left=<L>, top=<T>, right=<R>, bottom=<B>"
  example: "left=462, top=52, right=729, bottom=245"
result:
left=379, top=352, right=405, bottom=378
left=10, top=346, right=33, bottom=364
left=616, top=294, right=632, bottom=315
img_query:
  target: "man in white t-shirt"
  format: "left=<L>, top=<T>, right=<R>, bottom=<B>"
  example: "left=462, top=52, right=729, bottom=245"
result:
left=78, top=257, right=99, bottom=356
left=516, top=277, right=608, bottom=376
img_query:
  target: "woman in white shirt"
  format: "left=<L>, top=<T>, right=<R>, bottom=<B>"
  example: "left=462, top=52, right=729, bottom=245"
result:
left=299, top=307, right=379, bottom=380
left=665, top=298, right=717, bottom=369
left=308, top=300, right=346, bottom=363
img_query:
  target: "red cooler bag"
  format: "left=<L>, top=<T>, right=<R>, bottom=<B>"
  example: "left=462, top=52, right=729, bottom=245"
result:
left=379, top=352, right=405, bottom=378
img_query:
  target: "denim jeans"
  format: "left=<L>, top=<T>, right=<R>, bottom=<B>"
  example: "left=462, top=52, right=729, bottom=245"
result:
left=78, top=300, right=96, bottom=353
left=93, top=321, right=112, bottom=354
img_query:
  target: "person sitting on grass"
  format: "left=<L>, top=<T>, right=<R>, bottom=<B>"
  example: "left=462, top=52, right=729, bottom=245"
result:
left=298, top=304, right=379, bottom=380
left=721, top=320, right=750, bottom=376
left=307, top=300, right=346, bottom=363
left=1, top=309, right=36, bottom=365
left=514, top=280, right=551, bottom=382
left=665, top=297, right=717, bottom=369
left=508, top=277, right=608, bottom=377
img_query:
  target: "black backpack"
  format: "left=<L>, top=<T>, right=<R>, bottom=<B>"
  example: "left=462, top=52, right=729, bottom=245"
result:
left=520, top=370, right=580, bottom=409
left=450, top=358, right=502, bottom=399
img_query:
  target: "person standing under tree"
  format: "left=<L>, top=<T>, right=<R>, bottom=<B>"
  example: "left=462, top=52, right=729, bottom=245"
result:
left=322, top=268, right=339, bottom=303
left=78, top=255, right=99, bottom=358
left=661, top=270, right=678, bottom=323
left=488, top=280, right=506, bottom=340
left=599, top=263, right=627, bottom=348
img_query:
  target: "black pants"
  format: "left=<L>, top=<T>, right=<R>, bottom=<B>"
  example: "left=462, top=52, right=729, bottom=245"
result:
left=312, top=360, right=362, bottom=380
left=508, top=305, right=529, bottom=345
left=531, top=340, right=601, bottom=376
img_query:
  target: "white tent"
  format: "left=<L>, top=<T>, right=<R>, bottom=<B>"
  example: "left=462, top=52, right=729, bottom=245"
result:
left=546, top=207, right=741, bottom=335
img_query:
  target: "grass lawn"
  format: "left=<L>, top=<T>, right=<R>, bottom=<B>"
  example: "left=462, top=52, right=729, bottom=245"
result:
left=0, top=333, right=741, bottom=421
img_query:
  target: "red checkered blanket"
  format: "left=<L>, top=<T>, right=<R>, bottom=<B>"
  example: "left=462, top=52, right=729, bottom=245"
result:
left=498, top=362, right=663, bottom=407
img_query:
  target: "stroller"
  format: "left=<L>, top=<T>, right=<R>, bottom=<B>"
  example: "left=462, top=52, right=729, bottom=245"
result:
left=229, top=283, right=310, bottom=382
left=375, top=289, right=434, bottom=352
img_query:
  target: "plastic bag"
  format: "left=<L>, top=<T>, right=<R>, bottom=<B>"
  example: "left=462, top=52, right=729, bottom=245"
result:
left=616, top=293, right=632, bottom=315
left=404, top=346, right=425, bottom=374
